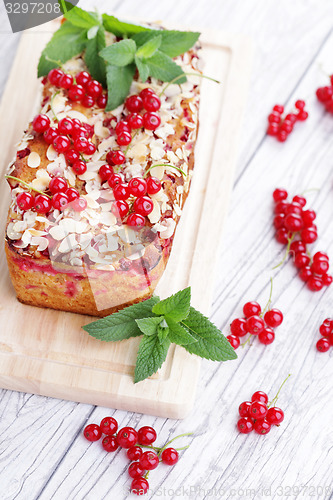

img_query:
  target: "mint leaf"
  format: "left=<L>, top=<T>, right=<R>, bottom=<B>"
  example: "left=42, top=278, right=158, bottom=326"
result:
left=38, top=21, right=87, bottom=77
left=180, top=308, right=237, bottom=361
left=102, top=14, right=150, bottom=37
left=136, top=316, right=163, bottom=336
left=152, top=287, right=191, bottom=322
left=133, top=30, right=200, bottom=58
left=85, top=26, right=106, bottom=87
left=166, top=318, right=198, bottom=345
left=135, top=55, right=149, bottom=82
left=82, top=297, right=160, bottom=342
left=136, top=35, right=162, bottom=59
left=134, top=335, right=170, bottom=383
left=100, top=39, right=136, bottom=67
left=145, top=50, right=186, bottom=83
left=63, top=5, right=99, bottom=29
left=105, top=63, right=136, bottom=111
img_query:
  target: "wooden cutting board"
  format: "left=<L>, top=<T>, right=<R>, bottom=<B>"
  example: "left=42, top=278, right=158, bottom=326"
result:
left=0, top=19, right=252, bottom=418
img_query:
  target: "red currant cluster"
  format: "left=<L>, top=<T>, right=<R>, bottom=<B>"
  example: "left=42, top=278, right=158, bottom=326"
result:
left=316, top=318, right=333, bottom=352
left=267, top=101, right=308, bottom=142
left=228, top=300, right=283, bottom=349
left=46, top=69, right=107, bottom=108
left=315, top=75, right=333, bottom=112
left=83, top=417, right=187, bottom=496
left=237, top=390, right=284, bottom=435
left=273, top=188, right=332, bottom=291
left=16, top=176, right=87, bottom=214
left=114, top=88, right=162, bottom=148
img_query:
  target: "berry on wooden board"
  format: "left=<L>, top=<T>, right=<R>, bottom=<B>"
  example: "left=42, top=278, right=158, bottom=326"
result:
left=266, top=100, right=308, bottom=141
left=316, top=319, right=333, bottom=352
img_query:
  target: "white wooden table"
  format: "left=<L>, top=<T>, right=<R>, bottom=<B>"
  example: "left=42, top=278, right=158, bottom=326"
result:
left=1, top=0, right=333, bottom=499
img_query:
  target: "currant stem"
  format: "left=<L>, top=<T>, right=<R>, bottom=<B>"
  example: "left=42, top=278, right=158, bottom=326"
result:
left=159, top=72, right=220, bottom=97
left=124, top=129, right=139, bottom=155
left=241, top=334, right=253, bottom=348
left=268, top=373, right=291, bottom=408
left=144, top=163, right=186, bottom=178
left=272, top=234, right=294, bottom=270
left=261, top=277, right=274, bottom=316
left=157, top=432, right=193, bottom=458
left=5, top=175, right=52, bottom=199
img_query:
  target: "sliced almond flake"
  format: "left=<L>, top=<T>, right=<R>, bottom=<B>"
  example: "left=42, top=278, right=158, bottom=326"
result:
left=151, top=190, right=169, bottom=203
left=46, top=145, right=58, bottom=161
left=64, top=168, right=76, bottom=187
left=70, top=257, right=84, bottom=267
left=101, top=202, right=113, bottom=212
left=127, top=143, right=148, bottom=161
left=61, top=110, right=88, bottom=123
left=77, top=233, right=92, bottom=250
left=148, top=164, right=165, bottom=180
left=150, top=146, right=166, bottom=161
left=23, top=211, right=37, bottom=225
left=163, top=84, right=182, bottom=98
left=27, top=152, right=41, bottom=168
left=100, top=212, right=117, bottom=227
left=86, top=246, right=99, bottom=259
left=49, top=225, right=69, bottom=241
left=31, top=236, right=49, bottom=251
left=7, top=223, right=22, bottom=240
left=13, top=240, right=29, bottom=248
left=13, top=221, right=27, bottom=232
left=86, top=160, right=105, bottom=172
left=98, top=136, right=116, bottom=153
left=22, top=229, right=32, bottom=245
left=118, top=227, right=141, bottom=244
left=175, top=148, right=184, bottom=160
left=58, top=233, right=78, bottom=253
left=94, top=121, right=110, bottom=139
left=83, top=194, right=100, bottom=209
left=148, top=199, right=161, bottom=224
left=31, top=176, right=50, bottom=191
left=159, top=218, right=176, bottom=239
left=155, top=123, right=175, bottom=141
left=51, top=93, right=67, bottom=115
left=59, top=218, right=89, bottom=234
left=173, top=204, right=182, bottom=217
left=166, top=151, right=180, bottom=164
left=78, top=171, right=97, bottom=181
left=99, top=190, right=116, bottom=201
left=27, top=228, right=47, bottom=237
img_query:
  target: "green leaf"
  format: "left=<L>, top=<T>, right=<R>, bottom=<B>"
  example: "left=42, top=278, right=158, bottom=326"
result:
left=134, top=335, right=170, bottom=383
left=84, top=26, right=107, bottom=87
left=58, top=0, right=77, bottom=14
left=82, top=297, right=160, bottom=342
left=145, top=50, right=186, bottom=83
left=180, top=308, right=238, bottom=361
left=133, top=30, right=200, bottom=58
left=102, top=14, right=150, bottom=38
left=100, top=39, right=137, bottom=67
left=136, top=35, right=162, bottom=59
left=105, top=63, right=136, bottom=111
left=166, top=318, right=198, bottom=345
left=62, top=5, right=99, bottom=29
left=152, top=287, right=191, bottom=322
left=157, top=322, right=170, bottom=343
left=136, top=316, right=163, bottom=336
left=134, top=55, right=149, bottom=82
left=38, top=21, right=87, bottom=77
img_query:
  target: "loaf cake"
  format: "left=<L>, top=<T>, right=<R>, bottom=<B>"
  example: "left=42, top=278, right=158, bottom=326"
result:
left=5, top=27, right=202, bottom=317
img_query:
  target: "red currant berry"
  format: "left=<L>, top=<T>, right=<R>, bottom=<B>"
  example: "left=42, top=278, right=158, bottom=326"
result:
left=142, top=93, right=161, bottom=112
left=254, top=419, right=271, bottom=435
left=292, top=195, right=306, bottom=207
left=227, top=335, right=240, bottom=349
left=133, top=196, right=154, bottom=216
left=161, top=448, right=179, bottom=465
left=137, top=426, right=157, bottom=446
left=96, top=94, right=107, bottom=108
left=316, top=87, right=326, bottom=102
left=285, top=202, right=302, bottom=216
left=53, top=135, right=70, bottom=154
left=301, top=227, right=317, bottom=244
left=34, top=194, right=52, bottom=213
left=147, top=176, right=161, bottom=195
left=284, top=213, right=303, bottom=232
left=273, top=104, right=284, bottom=114
left=243, top=301, right=261, bottom=318
left=274, top=200, right=288, bottom=214
left=127, top=112, right=144, bottom=129
left=65, top=148, right=80, bottom=164
left=139, top=88, right=155, bottom=99
left=322, top=318, right=333, bottom=329
left=302, top=210, right=316, bottom=227
left=127, top=213, right=146, bottom=227
left=230, top=318, right=248, bottom=337
left=126, top=95, right=144, bottom=113
left=128, top=462, right=145, bottom=479
left=81, top=95, right=96, bottom=108
left=266, top=407, right=284, bottom=425
left=106, top=150, right=126, bottom=165
left=294, top=252, right=310, bottom=269
left=76, top=71, right=91, bottom=87
left=264, top=308, right=283, bottom=328
left=129, top=177, right=147, bottom=197
left=268, top=113, right=280, bottom=124
left=290, top=240, right=306, bottom=255
left=319, top=323, right=332, bottom=336
left=139, top=451, right=159, bottom=470
left=316, top=337, right=330, bottom=352
left=275, top=228, right=289, bottom=244
left=295, top=99, right=305, bottom=110
left=277, top=130, right=288, bottom=142
left=251, top=391, right=268, bottom=404
left=246, top=315, right=265, bottom=335
left=68, top=84, right=85, bottom=102
left=267, top=123, right=279, bottom=136
left=280, top=120, right=293, bottom=134
left=86, top=80, right=103, bottom=98
left=73, top=136, right=89, bottom=153
left=143, top=112, right=161, bottom=130
left=49, top=177, right=68, bottom=194
left=323, top=274, right=333, bottom=286
left=66, top=188, right=80, bottom=202
left=111, top=200, right=129, bottom=219
left=59, top=73, right=73, bottom=90
left=117, top=131, right=132, bottom=146
left=297, top=110, right=308, bottom=121
left=115, top=121, right=130, bottom=135
left=117, top=427, right=138, bottom=448
left=72, top=126, right=89, bottom=139
left=72, top=197, right=87, bottom=212
left=307, top=276, right=323, bottom=292
left=44, top=127, right=58, bottom=144
left=52, top=192, right=69, bottom=210
left=113, top=183, right=130, bottom=201
left=286, top=113, right=297, bottom=123
left=258, top=327, right=275, bottom=345
left=102, top=435, right=119, bottom=452
left=108, top=173, right=122, bottom=188
left=127, top=446, right=143, bottom=461
left=17, top=192, right=34, bottom=210
left=58, top=117, right=74, bottom=135
left=100, top=416, right=118, bottom=435
left=312, top=258, right=329, bottom=275
left=83, top=423, right=102, bottom=442
left=84, top=142, right=96, bottom=156
left=33, top=114, right=50, bottom=133
left=239, top=401, right=252, bottom=417
left=131, top=478, right=149, bottom=495
left=99, top=164, right=113, bottom=181
left=48, top=68, right=64, bottom=86
left=249, top=401, right=268, bottom=419
left=237, top=417, right=253, bottom=434
left=299, top=265, right=312, bottom=282
left=314, top=251, right=329, bottom=262
left=274, top=214, right=285, bottom=229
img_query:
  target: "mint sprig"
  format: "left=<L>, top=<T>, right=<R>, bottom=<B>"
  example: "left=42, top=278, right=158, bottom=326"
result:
left=38, top=5, right=200, bottom=110
left=83, top=287, right=237, bottom=383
